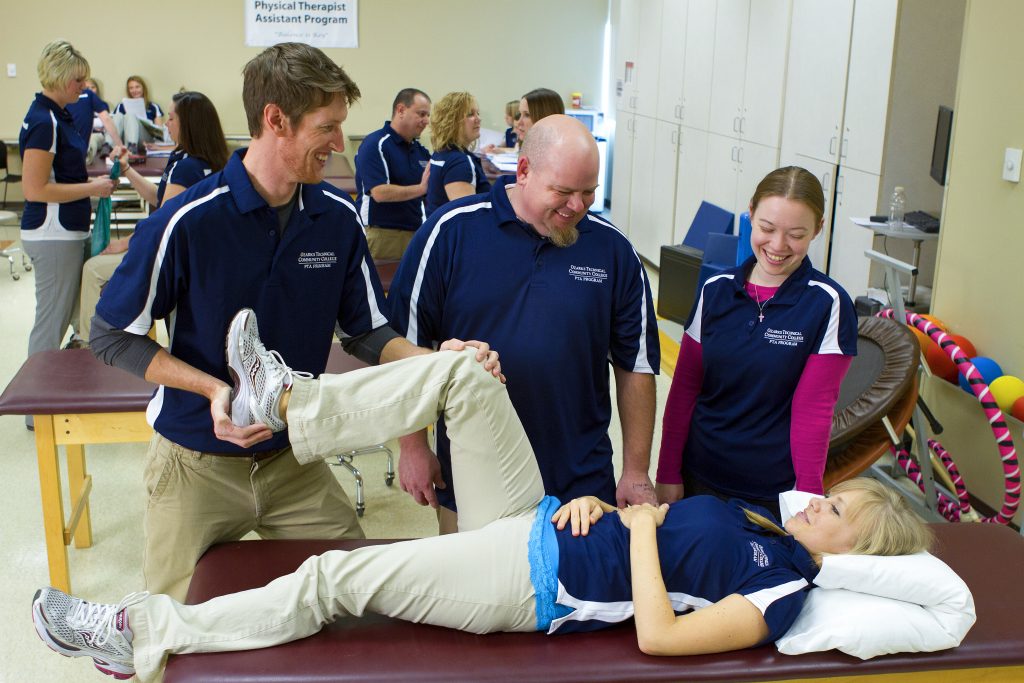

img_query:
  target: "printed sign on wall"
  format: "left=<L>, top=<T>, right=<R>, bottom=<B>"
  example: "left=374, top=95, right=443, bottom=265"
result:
left=245, top=1, right=358, bottom=48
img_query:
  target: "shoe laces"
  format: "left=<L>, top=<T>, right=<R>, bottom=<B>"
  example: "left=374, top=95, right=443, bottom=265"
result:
left=264, top=346, right=313, bottom=389
left=66, top=592, right=149, bottom=647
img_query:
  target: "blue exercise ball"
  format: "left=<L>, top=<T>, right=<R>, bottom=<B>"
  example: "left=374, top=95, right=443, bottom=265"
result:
left=958, top=356, right=1004, bottom=394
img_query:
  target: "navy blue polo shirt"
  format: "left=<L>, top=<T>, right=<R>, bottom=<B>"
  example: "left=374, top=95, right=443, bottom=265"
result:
left=355, top=121, right=430, bottom=230
left=683, top=256, right=857, bottom=499
left=504, top=127, right=517, bottom=148
left=389, top=177, right=659, bottom=506
left=155, top=151, right=212, bottom=207
left=97, top=148, right=389, bottom=453
left=66, top=90, right=109, bottom=142
left=19, top=93, right=90, bottom=237
left=548, top=495, right=817, bottom=640
left=424, top=147, right=491, bottom=217
left=113, top=100, right=163, bottom=121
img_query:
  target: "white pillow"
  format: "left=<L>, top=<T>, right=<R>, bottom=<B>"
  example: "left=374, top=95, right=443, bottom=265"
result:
left=773, top=491, right=976, bottom=659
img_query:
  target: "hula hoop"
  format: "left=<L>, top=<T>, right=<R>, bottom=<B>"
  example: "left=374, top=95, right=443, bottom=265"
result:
left=878, top=309, right=1021, bottom=524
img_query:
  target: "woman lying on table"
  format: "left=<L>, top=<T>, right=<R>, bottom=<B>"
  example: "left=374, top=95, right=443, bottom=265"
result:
left=32, top=309, right=931, bottom=682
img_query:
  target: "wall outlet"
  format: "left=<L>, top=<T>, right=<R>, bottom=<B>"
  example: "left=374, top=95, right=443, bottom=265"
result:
left=1003, top=147, right=1022, bottom=183
left=6, top=64, right=15, bottom=78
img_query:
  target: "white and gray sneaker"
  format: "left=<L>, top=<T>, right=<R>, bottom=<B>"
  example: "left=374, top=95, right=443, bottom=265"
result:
left=226, top=308, right=311, bottom=432
left=32, top=587, right=148, bottom=680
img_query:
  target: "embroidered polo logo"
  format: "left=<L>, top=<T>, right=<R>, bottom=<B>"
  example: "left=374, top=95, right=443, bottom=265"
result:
left=750, top=541, right=770, bottom=567
left=569, top=265, right=608, bottom=283
left=764, top=328, right=804, bottom=347
left=297, top=251, right=337, bottom=269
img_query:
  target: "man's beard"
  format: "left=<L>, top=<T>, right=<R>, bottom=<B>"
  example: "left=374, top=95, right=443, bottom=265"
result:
left=548, top=224, right=580, bottom=248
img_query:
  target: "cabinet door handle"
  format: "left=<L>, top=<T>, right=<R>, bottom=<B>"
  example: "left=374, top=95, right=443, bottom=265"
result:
left=739, top=117, right=745, bottom=134
left=829, top=136, right=837, bottom=156
left=730, top=146, right=737, bottom=162
left=841, top=136, right=849, bottom=160
left=822, top=172, right=831, bottom=193
left=733, top=116, right=740, bottom=133
left=836, top=174, right=845, bottom=201
left=737, top=146, right=744, bottom=163
left=670, top=130, right=679, bottom=145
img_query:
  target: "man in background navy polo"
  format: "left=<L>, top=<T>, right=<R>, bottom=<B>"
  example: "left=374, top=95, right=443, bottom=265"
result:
left=88, top=46, right=499, bottom=600
left=389, top=115, right=661, bottom=533
left=355, top=88, right=431, bottom=260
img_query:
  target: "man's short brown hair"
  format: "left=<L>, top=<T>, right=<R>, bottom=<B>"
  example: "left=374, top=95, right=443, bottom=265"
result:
left=242, top=42, right=361, bottom=137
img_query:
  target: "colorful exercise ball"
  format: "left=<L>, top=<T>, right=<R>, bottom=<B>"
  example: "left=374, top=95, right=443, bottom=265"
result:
left=1012, top=396, right=1024, bottom=422
left=923, top=340, right=957, bottom=382
left=909, top=326, right=932, bottom=354
left=989, top=375, right=1024, bottom=413
left=947, top=334, right=978, bottom=360
left=958, top=357, right=1004, bottom=394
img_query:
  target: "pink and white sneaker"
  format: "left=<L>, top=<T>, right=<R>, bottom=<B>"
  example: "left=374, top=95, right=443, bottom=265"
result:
left=32, top=587, right=147, bottom=679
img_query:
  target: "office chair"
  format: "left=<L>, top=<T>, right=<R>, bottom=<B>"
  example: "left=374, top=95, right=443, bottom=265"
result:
left=1, top=146, right=22, bottom=210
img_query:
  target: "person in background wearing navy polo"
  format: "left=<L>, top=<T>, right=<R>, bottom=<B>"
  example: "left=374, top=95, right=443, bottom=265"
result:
left=66, top=77, right=123, bottom=164
left=354, top=88, right=431, bottom=260
left=423, top=91, right=490, bottom=217
left=18, top=41, right=116, bottom=429
left=389, top=115, right=660, bottom=534
left=78, top=90, right=230, bottom=343
left=656, top=167, right=858, bottom=519
left=87, top=43, right=501, bottom=601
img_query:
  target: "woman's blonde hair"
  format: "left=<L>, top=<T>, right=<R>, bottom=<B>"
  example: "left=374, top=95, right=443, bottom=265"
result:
left=505, top=100, right=519, bottom=119
left=743, top=477, right=933, bottom=557
left=37, top=40, right=89, bottom=91
left=430, top=91, right=476, bottom=151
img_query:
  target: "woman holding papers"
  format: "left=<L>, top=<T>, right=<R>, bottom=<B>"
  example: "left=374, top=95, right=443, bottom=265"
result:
left=110, top=75, right=165, bottom=151
left=424, top=91, right=491, bottom=217
left=78, top=91, right=228, bottom=342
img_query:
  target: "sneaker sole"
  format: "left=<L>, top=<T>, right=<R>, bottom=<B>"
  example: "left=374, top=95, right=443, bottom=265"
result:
left=226, top=309, right=254, bottom=428
left=31, top=590, right=135, bottom=680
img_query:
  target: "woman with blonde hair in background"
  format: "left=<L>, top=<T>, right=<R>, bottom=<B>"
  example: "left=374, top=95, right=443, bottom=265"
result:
left=424, top=91, right=491, bottom=217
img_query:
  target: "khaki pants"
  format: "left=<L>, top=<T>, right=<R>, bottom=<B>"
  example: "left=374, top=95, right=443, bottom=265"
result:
left=131, top=349, right=545, bottom=681
left=142, top=437, right=364, bottom=602
left=79, top=252, right=125, bottom=341
left=364, top=226, right=415, bottom=261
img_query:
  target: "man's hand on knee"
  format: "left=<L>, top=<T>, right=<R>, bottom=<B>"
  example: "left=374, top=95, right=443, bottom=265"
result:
left=439, top=338, right=505, bottom=383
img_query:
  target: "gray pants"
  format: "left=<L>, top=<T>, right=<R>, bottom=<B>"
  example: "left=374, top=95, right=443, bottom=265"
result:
left=130, top=349, right=546, bottom=681
left=23, top=238, right=87, bottom=355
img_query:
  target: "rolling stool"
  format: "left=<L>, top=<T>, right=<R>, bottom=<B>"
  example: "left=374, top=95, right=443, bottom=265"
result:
left=0, top=210, right=31, bottom=280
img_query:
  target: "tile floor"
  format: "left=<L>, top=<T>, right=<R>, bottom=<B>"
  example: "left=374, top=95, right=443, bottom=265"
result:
left=0, top=217, right=673, bottom=682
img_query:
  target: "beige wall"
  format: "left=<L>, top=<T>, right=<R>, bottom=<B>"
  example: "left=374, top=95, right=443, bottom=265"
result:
left=1, top=1, right=606, bottom=157
left=871, top=0, right=965, bottom=291
left=926, top=0, right=1024, bottom=524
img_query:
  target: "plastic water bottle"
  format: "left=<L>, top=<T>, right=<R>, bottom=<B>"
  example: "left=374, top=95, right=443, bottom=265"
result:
left=887, top=186, right=906, bottom=230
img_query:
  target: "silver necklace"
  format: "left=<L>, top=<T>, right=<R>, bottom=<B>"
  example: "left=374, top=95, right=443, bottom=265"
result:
left=752, top=282, right=773, bottom=323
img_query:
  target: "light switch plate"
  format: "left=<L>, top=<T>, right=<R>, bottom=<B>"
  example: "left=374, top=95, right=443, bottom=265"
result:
left=1003, top=147, right=1022, bottom=183
left=6, top=64, right=15, bottom=78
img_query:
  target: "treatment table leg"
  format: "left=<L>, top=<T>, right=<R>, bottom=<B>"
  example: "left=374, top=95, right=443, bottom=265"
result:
left=34, top=415, right=71, bottom=593
left=65, top=444, right=93, bottom=548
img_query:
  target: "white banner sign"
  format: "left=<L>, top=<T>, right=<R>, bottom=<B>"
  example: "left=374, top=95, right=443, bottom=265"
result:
left=245, top=1, right=359, bottom=48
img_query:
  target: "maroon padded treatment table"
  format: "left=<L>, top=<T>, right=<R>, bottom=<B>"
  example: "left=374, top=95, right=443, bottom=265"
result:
left=166, top=523, right=1024, bottom=683
left=0, top=349, right=156, bottom=592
